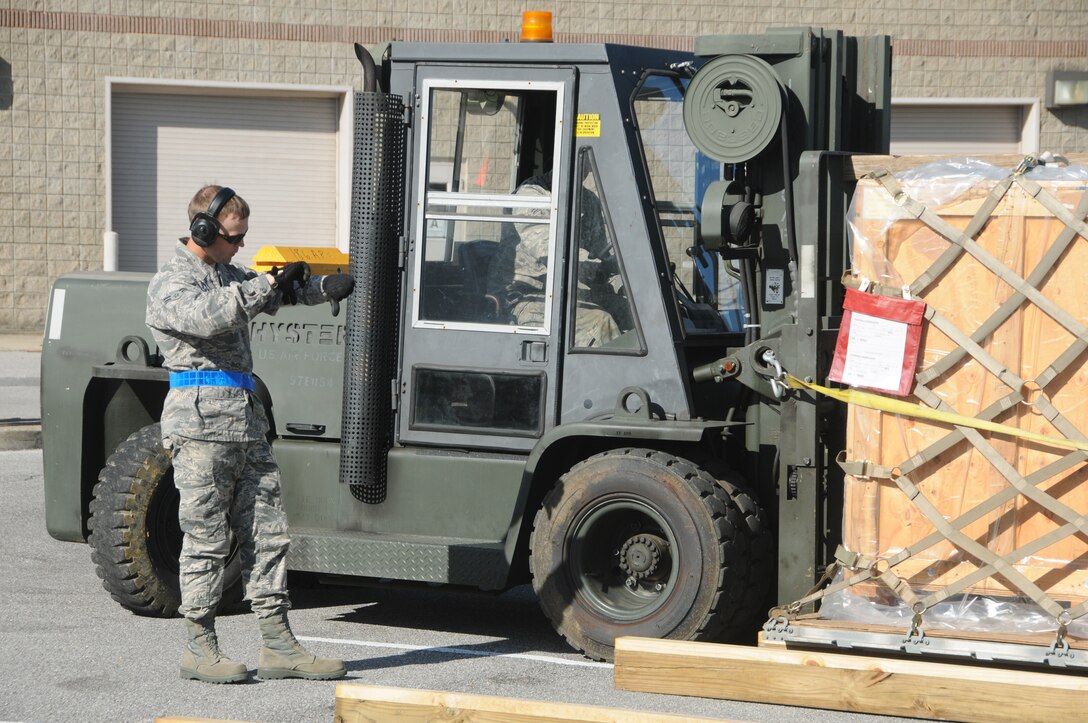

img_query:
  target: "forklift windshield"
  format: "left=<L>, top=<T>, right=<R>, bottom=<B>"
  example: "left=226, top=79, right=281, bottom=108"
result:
left=632, top=71, right=745, bottom=334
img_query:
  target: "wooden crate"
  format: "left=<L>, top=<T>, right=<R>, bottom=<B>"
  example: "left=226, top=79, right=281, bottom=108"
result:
left=844, top=171, right=1088, bottom=602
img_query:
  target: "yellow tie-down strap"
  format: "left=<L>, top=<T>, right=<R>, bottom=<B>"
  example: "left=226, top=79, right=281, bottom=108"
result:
left=785, top=374, right=1088, bottom=453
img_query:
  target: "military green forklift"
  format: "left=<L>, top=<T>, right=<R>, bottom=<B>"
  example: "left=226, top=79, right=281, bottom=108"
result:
left=41, top=26, right=890, bottom=660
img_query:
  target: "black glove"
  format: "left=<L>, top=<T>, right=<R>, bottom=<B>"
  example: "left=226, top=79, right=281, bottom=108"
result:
left=322, top=274, right=355, bottom=301
left=321, top=274, right=355, bottom=317
left=271, top=261, right=311, bottom=305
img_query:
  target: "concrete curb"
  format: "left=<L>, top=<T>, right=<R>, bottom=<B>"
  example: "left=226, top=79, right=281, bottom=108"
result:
left=1, top=335, right=44, bottom=450
left=0, top=334, right=43, bottom=352
left=0, top=423, right=42, bottom=451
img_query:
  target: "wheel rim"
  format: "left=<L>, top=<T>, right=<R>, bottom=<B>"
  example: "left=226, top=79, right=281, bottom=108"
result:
left=567, top=496, right=679, bottom=622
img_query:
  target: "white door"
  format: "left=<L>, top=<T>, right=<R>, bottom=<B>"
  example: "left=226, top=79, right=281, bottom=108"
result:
left=111, top=89, right=342, bottom=271
left=890, top=102, right=1036, bottom=155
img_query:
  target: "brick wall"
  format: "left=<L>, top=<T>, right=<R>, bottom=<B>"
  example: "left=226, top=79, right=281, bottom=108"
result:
left=1, top=1, right=1086, bottom=332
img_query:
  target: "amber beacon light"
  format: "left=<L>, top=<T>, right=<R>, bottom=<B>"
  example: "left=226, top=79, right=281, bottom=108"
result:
left=520, top=11, right=553, bottom=42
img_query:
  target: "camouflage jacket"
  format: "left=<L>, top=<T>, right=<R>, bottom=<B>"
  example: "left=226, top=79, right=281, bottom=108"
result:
left=146, top=243, right=328, bottom=442
left=486, top=175, right=551, bottom=296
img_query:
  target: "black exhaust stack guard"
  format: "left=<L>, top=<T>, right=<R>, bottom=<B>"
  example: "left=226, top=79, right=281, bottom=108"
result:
left=339, top=45, right=406, bottom=504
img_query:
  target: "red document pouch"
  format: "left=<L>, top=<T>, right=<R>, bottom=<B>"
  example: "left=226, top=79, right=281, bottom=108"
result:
left=828, top=287, right=926, bottom=396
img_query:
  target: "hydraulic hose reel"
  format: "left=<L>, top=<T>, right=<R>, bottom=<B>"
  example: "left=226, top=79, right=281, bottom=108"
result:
left=684, top=54, right=784, bottom=251
left=683, top=53, right=784, bottom=165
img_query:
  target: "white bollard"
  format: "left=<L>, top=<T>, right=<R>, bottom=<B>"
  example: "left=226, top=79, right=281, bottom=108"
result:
left=103, top=231, right=119, bottom=271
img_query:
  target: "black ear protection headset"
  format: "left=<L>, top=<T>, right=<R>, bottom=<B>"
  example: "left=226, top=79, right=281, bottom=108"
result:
left=189, top=187, right=236, bottom=247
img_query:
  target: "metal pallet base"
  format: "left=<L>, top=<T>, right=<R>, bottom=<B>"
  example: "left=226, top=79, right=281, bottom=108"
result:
left=762, top=621, right=1087, bottom=671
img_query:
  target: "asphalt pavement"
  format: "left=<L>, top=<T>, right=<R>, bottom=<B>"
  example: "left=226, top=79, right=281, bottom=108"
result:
left=5, top=335, right=908, bottom=723
left=0, top=334, right=42, bottom=451
left=2, top=447, right=914, bottom=723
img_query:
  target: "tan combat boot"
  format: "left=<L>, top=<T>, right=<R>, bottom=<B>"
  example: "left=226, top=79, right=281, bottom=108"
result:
left=180, top=617, right=248, bottom=683
left=256, top=612, right=346, bottom=680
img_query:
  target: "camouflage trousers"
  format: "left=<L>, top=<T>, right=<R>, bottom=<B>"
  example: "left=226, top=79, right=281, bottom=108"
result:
left=511, top=297, right=620, bottom=348
left=171, top=436, right=291, bottom=622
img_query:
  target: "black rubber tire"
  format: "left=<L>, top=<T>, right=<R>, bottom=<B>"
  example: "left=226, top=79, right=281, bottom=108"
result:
left=713, top=470, right=774, bottom=640
left=87, top=423, right=244, bottom=617
left=529, top=448, right=769, bottom=661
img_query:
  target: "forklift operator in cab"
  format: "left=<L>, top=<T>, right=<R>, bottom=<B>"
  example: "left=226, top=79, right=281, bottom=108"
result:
left=485, top=170, right=624, bottom=347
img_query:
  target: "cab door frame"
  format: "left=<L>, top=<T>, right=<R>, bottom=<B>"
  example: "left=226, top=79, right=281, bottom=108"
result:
left=398, top=66, right=576, bottom=452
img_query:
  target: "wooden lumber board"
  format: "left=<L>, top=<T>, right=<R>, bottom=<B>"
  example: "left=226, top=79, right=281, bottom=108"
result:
left=333, top=683, right=734, bottom=723
left=614, top=637, right=1088, bottom=723
left=842, top=172, right=1088, bottom=601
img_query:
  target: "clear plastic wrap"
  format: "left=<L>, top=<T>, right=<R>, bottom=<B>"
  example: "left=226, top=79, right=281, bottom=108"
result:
left=828, top=157, right=1088, bottom=637
left=822, top=571, right=1088, bottom=638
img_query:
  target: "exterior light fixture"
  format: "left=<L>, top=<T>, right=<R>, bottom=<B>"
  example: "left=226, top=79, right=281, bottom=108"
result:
left=1045, top=70, right=1088, bottom=108
left=521, top=11, right=553, bottom=42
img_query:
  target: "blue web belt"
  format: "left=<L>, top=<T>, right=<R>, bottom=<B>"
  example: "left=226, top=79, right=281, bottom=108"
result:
left=168, top=370, right=256, bottom=391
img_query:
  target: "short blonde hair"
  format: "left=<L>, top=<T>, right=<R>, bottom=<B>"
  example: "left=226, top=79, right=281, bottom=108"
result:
left=187, top=184, right=250, bottom=223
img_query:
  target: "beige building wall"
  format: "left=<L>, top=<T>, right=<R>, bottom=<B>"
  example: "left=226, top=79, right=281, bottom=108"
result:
left=1, top=0, right=1086, bottom=332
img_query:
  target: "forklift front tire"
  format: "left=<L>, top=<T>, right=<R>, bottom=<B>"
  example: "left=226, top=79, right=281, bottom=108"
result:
left=529, top=448, right=758, bottom=661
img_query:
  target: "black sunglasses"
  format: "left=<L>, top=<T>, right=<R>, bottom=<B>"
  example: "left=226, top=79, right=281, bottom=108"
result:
left=218, top=230, right=247, bottom=245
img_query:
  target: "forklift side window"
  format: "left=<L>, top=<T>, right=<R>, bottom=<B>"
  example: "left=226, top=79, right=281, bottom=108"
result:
left=569, top=148, right=641, bottom=352
left=411, top=366, right=545, bottom=436
left=632, top=72, right=744, bottom=334
left=415, top=86, right=560, bottom=331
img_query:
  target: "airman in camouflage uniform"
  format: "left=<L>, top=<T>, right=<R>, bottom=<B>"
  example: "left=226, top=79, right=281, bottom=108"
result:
left=146, top=185, right=354, bottom=683
left=485, top=172, right=622, bottom=347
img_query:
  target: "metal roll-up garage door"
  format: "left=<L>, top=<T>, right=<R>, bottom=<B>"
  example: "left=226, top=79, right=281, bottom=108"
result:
left=111, top=90, right=341, bottom=272
left=890, top=103, right=1026, bottom=155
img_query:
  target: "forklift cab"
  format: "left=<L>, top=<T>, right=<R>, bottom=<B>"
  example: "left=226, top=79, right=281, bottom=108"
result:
left=391, top=44, right=742, bottom=455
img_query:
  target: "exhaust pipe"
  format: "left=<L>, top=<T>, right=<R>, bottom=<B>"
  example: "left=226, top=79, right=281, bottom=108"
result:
left=339, top=46, right=405, bottom=504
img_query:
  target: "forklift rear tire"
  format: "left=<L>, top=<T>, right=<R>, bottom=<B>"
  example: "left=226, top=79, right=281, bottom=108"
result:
left=530, top=448, right=764, bottom=661
left=88, top=423, right=244, bottom=618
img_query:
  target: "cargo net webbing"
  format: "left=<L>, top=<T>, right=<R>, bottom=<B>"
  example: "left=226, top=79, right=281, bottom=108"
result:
left=771, top=157, right=1088, bottom=650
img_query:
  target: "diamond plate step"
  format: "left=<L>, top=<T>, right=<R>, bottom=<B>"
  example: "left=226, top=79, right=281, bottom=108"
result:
left=287, top=528, right=510, bottom=590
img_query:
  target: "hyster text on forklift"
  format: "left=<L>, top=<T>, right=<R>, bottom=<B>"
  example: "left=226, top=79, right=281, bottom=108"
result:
left=41, top=23, right=892, bottom=660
